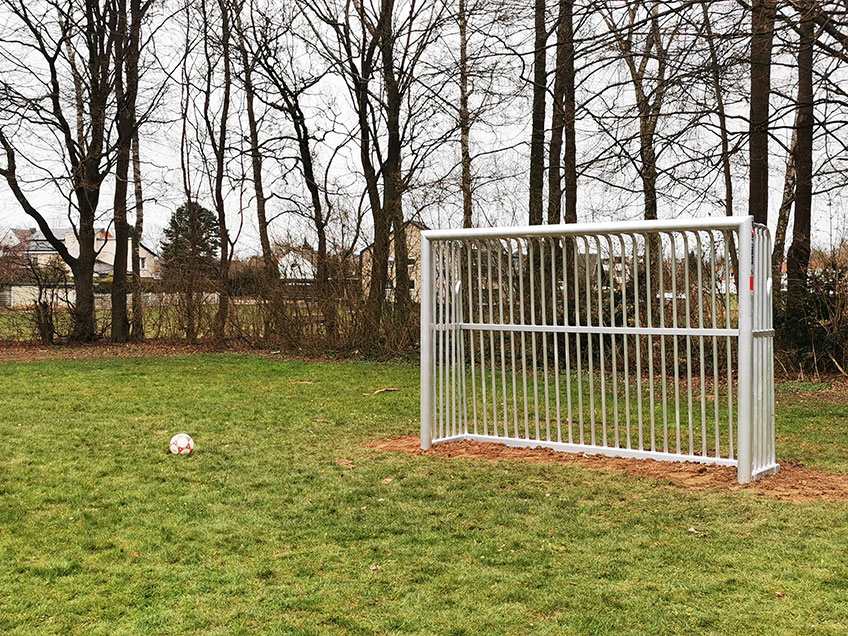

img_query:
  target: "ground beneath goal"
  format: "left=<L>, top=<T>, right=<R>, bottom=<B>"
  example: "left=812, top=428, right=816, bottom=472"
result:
left=368, top=434, right=848, bottom=502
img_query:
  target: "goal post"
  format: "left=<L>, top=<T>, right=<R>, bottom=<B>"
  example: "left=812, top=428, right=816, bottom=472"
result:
left=419, top=216, right=778, bottom=484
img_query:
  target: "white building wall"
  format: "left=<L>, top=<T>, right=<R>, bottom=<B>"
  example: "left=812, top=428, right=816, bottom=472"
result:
left=64, top=230, right=157, bottom=277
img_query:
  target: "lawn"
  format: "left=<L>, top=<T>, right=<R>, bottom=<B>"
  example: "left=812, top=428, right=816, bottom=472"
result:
left=1, top=354, right=848, bottom=635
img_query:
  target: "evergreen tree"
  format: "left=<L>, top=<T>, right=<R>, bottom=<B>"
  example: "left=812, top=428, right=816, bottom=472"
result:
left=160, top=202, right=220, bottom=342
left=161, top=202, right=220, bottom=279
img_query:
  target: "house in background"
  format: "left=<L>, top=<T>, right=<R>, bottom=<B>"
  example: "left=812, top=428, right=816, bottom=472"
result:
left=0, top=227, right=159, bottom=279
left=0, top=226, right=159, bottom=308
left=359, top=220, right=427, bottom=302
left=273, top=241, right=361, bottom=302
left=277, top=241, right=317, bottom=280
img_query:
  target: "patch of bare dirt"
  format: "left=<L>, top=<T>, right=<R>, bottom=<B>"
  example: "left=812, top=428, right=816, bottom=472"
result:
left=0, top=341, right=239, bottom=363
left=0, top=341, right=360, bottom=363
left=366, top=435, right=848, bottom=502
left=0, top=340, right=388, bottom=364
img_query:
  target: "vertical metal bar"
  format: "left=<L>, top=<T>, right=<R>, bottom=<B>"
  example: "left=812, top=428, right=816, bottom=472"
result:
left=695, top=233, right=708, bottom=456
left=669, top=233, right=681, bottom=455
left=486, top=240, right=499, bottom=436
left=763, top=229, right=768, bottom=469
left=753, top=230, right=760, bottom=471
left=630, top=234, right=643, bottom=450
left=508, top=239, right=519, bottom=438
left=762, top=229, right=768, bottom=469
left=466, top=240, right=478, bottom=435
left=617, top=235, right=631, bottom=449
left=769, top=231, right=776, bottom=467
left=767, top=229, right=775, bottom=468
left=452, top=243, right=461, bottom=437
left=540, top=238, right=551, bottom=441
left=709, top=233, right=721, bottom=457
left=724, top=232, right=734, bottom=459
left=457, top=242, right=468, bottom=435
left=519, top=240, right=530, bottom=439
left=657, top=233, right=669, bottom=453
left=444, top=242, right=451, bottom=439
left=562, top=238, right=574, bottom=443
left=737, top=218, right=754, bottom=483
left=644, top=233, right=656, bottom=452
left=594, top=236, right=607, bottom=446
left=573, top=237, right=585, bottom=444
left=551, top=237, right=562, bottom=443
left=766, top=228, right=774, bottom=468
left=530, top=240, right=541, bottom=440
left=682, top=232, right=694, bottom=455
left=420, top=234, right=433, bottom=449
left=756, top=232, right=762, bottom=470
left=497, top=241, right=509, bottom=437
left=448, top=242, right=456, bottom=438
left=583, top=236, right=596, bottom=446
left=476, top=240, right=488, bottom=436
left=436, top=241, right=446, bottom=438
left=607, top=235, right=620, bottom=448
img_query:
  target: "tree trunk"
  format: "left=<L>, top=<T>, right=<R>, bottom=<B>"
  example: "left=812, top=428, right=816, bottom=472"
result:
left=639, top=127, right=658, bottom=220
left=290, top=92, right=336, bottom=345
left=703, top=3, right=733, bottom=218
left=212, top=0, right=232, bottom=344
left=356, top=39, right=389, bottom=333
left=72, top=186, right=98, bottom=341
left=528, top=0, right=546, bottom=225
left=548, top=0, right=575, bottom=225
left=130, top=128, right=145, bottom=340
left=459, top=0, right=473, bottom=229
left=786, top=9, right=814, bottom=312
left=547, top=0, right=567, bottom=225
left=379, top=6, right=411, bottom=318
left=772, top=113, right=799, bottom=305
left=110, top=0, right=132, bottom=342
left=562, top=0, right=577, bottom=224
left=749, top=0, right=776, bottom=226
left=364, top=206, right=391, bottom=331
left=237, top=15, right=283, bottom=342
left=238, top=21, right=274, bottom=282
left=704, top=1, right=739, bottom=284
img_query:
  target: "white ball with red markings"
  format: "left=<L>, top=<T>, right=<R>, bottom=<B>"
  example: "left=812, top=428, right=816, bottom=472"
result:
left=169, top=433, right=195, bottom=455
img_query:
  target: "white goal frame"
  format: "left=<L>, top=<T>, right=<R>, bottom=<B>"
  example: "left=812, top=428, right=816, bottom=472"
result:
left=420, top=216, right=778, bottom=484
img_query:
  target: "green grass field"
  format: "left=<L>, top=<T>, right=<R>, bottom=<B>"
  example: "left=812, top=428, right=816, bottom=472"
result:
left=2, top=354, right=848, bottom=635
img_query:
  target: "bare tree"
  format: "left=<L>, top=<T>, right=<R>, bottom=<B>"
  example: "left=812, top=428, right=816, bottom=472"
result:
left=111, top=0, right=152, bottom=341
left=233, top=0, right=275, bottom=282
left=599, top=0, right=671, bottom=221
left=0, top=0, right=118, bottom=341
left=190, top=0, right=235, bottom=344
left=303, top=0, right=448, bottom=332
left=241, top=0, right=340, bottom=342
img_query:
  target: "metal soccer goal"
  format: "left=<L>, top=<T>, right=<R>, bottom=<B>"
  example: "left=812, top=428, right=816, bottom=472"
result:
left=419, top=216, right=777, bottom=484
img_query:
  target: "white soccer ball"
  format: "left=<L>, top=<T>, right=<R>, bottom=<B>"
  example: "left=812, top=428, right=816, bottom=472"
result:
left=169, top=433, right=195, bottom=455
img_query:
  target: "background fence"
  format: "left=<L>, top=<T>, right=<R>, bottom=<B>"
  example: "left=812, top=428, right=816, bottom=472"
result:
left=420, top=217, right=778, bottom=484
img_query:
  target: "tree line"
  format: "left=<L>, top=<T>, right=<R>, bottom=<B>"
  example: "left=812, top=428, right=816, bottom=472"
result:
left=1, top=0, right=847, bottom=358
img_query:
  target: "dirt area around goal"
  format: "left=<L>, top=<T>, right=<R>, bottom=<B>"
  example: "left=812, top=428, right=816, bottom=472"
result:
left=367, top=435, right=848, bottom=502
